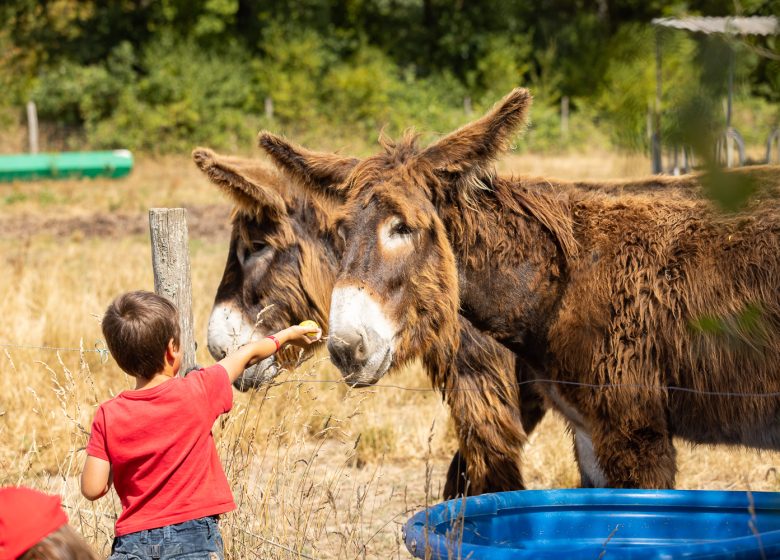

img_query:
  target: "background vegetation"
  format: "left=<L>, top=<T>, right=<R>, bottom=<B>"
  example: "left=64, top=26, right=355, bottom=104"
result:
left=1, top=0, right=778, bottom=155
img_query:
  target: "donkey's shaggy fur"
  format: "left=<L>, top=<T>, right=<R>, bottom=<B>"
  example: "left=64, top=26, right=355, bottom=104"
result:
left=193, top=147, right=545, bottom=497
left=261, top=89, right=780, bottom=488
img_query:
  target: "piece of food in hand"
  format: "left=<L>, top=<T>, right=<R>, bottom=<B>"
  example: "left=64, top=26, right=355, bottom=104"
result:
left=299, top=320, right=321, bottom=340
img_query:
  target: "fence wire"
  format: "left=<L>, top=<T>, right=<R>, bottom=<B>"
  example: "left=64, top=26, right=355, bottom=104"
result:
left=1, top=341, right=110, bottom=362
left=4, top=341, right=780, bottom=399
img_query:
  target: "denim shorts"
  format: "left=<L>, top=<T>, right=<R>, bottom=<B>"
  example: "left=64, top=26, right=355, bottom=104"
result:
left=109, top=516, right=224, bottom=560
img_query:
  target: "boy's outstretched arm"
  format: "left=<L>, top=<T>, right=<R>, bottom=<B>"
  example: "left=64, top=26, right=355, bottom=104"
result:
left=81, top=456, right=112, bottom=501
left=218, top=325, right=321, bottom=384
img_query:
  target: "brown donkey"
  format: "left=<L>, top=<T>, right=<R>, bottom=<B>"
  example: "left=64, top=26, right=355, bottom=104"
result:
left=258, top=90, right=780, bottom=489
left=192, top=148, right=546, bottom=498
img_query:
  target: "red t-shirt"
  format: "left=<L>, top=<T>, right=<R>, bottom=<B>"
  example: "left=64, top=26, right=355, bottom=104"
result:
left=86, top=364, right=236, bottom=536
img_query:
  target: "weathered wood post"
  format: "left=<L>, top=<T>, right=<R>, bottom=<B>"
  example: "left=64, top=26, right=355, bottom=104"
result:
left=560, top=95, right=569, bottom=139
left=463, top=96, right=473, bottom=116
left=149, top=208, right=197, bottom=375
left=26, top=101, right=39, bottom=154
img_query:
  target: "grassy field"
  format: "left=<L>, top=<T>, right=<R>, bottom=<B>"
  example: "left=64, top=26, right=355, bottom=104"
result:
left=1, top=148, right=779, bottom=559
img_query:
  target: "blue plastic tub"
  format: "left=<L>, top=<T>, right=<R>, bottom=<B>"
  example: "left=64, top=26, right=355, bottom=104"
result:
left=403, top=489, right=780, bottom=559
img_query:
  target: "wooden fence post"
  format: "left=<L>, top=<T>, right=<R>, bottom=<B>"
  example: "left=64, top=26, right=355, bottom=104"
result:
left=27, top=101, right=39, bottom=154
left=149, top=208, right=197, bottom=375
left=560, top=96, right=569, bottom=138
left=463, top=96, right=473, bottom=116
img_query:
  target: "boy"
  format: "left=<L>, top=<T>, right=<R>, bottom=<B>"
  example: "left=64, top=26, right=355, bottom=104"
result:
left=81, top=290, right=319, bottom=559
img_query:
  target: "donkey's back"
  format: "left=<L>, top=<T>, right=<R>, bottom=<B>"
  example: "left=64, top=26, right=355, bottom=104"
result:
left=564, top=190, right=780, bottom=448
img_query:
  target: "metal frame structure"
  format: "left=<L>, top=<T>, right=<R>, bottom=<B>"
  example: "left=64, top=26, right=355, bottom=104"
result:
left=650, top=16, right=778, bottom=174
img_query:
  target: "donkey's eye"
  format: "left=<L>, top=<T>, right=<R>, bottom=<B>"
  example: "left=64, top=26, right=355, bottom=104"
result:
left=251, top=240, right=268, bottom=253
left=381, top=217, right=415, bottom=251
left=390, top=220, right=413, bottom=237
left=237, top=239, right=272, bottom=267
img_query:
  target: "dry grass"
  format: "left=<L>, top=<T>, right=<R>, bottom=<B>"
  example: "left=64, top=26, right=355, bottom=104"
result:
left=1, top=151, right=779, bottom=559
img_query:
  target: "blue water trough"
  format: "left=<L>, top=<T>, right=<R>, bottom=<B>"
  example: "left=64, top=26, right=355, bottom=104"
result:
left=403, top=489, right=780, bottom=559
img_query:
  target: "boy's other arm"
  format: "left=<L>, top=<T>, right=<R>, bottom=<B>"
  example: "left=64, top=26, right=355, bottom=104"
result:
left=81, top=455, right=112, bottom=501
left=218, top=325, right=321, bottom=384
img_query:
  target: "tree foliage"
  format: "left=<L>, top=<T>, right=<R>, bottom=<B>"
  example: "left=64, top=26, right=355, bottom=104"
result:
left=0, top=0, right=777, bottom=153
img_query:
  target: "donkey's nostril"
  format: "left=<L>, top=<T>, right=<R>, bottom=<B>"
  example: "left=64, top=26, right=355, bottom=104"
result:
left=208, top=345, right=227, bottom=360
left=328, top=328, right=371, bottom=374
left=328, top=338, right=353, bottom=372
left=354, top=339, right=368, bottom=362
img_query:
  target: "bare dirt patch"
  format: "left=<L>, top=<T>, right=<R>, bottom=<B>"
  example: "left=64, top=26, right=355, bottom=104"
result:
left=0, top=204, right=232, bottom=240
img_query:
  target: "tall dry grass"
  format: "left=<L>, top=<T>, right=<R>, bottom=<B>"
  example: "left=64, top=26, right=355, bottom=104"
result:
left=1, top=151, right=779, bottom=559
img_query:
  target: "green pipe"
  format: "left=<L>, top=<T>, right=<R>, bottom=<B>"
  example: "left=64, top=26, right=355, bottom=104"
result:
left=0, top=150, right=133, bottom=181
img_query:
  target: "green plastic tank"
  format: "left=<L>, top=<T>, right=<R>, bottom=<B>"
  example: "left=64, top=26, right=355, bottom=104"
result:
left=0, top=150, right=133, bottom=181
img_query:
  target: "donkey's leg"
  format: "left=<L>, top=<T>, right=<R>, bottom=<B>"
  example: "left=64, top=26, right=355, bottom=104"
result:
left=590, top=411, right=677, bottom=488
left=443, top=450, right=469, bottom=499
left=573, top=429, right=607, bottom=488
left=444, top=316, right=528, bottom=498
left=443, top=449, right=527, bottom=499
left=516, top=360, right=547, bottom=435
left=444, top=424, right=526, bottom=498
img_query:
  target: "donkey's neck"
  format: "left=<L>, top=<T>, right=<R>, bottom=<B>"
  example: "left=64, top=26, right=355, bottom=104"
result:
left=440, top=176, right=574, bottom=356
left=290, top=200, right=342, bottom=329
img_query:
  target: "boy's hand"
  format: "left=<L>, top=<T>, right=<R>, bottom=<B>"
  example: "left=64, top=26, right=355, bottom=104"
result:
left=219, top=324, right=322, bottom=384
left=279, top=325, right=322, bottom=348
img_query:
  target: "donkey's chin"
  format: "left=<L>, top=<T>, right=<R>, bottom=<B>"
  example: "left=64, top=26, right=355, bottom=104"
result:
left=342, top=347, right=394, bottom=388
left=232, top=356, right=279, bottom=391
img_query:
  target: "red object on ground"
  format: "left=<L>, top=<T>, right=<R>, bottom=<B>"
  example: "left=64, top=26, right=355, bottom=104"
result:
left=0, top=487, right=68, bottom=560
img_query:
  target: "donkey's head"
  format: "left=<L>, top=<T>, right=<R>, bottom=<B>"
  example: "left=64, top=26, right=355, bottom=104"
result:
left=193, top=148, right=339, bottom=390
left=259, top=89, right=532, bottom=386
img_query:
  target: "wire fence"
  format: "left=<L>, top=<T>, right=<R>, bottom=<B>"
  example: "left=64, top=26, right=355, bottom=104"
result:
left=4, top=339, right=780, bottom=399
left=1, top=341, right=110, bottom=362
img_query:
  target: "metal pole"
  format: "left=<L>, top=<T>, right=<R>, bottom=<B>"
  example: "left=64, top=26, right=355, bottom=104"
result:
left=652, top=28, right=663, bottom=174
left=727, top=45, right=734, bottom=130
left=149, top=208, right=197, bottom=375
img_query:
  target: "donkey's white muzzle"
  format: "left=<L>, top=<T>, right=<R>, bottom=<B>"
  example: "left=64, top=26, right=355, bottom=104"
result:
left=328, top=286, right=395, bottom=386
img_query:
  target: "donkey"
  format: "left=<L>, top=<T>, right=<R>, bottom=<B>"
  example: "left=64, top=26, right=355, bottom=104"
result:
left=192, top=147, right=546, bottom=498
left=258, top=90, right=780, bottom=489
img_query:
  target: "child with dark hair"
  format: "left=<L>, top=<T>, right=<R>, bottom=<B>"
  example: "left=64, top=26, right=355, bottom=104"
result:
left=0, top=487, right=98, bottom=560
left=81, top=290, right=320, bottom=560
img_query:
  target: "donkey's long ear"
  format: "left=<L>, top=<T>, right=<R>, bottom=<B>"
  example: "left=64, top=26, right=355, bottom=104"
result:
left=420, top=88, right=532, bottom=178
left=192, top=147, right=287, bottom=219
left=258, top=132, right=358, bottom=200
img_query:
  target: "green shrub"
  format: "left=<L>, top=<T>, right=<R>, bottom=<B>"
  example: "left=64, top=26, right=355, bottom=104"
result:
left=253, top=22, right=331, bottom=125
left=11, top=15, right=775, bottom=157
left=323, top=45, right=398, bottom=130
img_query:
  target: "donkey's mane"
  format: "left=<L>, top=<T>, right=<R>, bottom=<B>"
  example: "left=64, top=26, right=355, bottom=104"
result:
left=433, top=168, right=578, bottom=274
left=440, top=163, right=780, bottom=274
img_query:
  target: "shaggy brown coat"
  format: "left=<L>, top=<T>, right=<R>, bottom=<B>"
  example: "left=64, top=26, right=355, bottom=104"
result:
left=259, top=89, right=780, bottom=488
left=192, top=148, right=545, bottom=497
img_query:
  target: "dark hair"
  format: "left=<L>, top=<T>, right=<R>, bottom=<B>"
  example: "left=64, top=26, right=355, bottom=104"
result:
left=18, top=524, right=99, bottom=560
left=101, top=290, right=180, bottom=379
